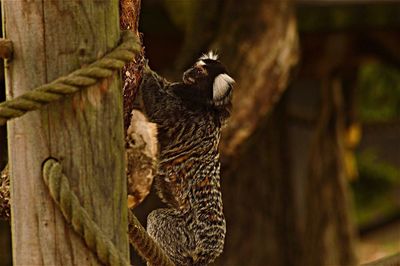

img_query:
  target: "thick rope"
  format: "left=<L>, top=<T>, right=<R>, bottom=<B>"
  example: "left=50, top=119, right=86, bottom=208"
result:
left=43, top=158, right=175, bottom=266
left=42, top=158, right=131, bottom=266
left=128, top=210, right=175, bottom=266
left=0, top=30, right=140, bottom=126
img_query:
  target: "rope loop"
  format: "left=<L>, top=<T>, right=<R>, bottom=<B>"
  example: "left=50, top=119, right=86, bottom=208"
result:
left=43, top=158, right=131, bottom=266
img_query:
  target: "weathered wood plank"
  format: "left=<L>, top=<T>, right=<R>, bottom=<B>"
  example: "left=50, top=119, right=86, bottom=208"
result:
left=3, top=1, right=128, bottom=265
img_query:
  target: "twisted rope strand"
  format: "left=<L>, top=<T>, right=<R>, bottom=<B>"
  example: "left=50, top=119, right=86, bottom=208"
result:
left=42, top=158, right=131, bottom=266
left=0, top=30, right=140, bottom=126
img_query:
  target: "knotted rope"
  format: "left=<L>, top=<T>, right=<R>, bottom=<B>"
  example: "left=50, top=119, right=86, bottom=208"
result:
left=0, top=30, right=139, bottom=125
left=0, top=31, right=175, bottom=266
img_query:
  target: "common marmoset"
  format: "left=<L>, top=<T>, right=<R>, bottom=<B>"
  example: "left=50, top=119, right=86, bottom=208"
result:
left=140, top=52, right=234, bottom=266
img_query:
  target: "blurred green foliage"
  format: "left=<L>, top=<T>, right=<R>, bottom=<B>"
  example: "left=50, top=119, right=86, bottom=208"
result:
left=162, top=0, right=195, bottom=32
left=352, top=151, right=400, bottom=226
left=297, top=4, right=400, bottom=32
left=358, top=63, right=400, bottom=122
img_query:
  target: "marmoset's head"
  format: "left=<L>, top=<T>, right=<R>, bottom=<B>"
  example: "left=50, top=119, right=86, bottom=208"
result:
left=182, top=51, right=235, bottom=107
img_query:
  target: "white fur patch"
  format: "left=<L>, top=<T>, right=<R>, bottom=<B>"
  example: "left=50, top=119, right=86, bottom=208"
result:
left=199, top=51, right=219, bottom=61
left=213, top=73, right=235, bottom=101
left=196, top=60, right=206, bottom=66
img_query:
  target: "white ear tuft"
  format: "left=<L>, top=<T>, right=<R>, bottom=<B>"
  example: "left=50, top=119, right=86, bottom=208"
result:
left=213, top=73, right=235, bottom=101
left=199, top=51, right=219, bottom=61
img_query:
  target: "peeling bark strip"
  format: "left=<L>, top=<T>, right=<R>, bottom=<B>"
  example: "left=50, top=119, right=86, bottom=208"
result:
left=3, top=1, right=128, bottom=265
left=0, top=165, right=9, bottom=220
left=126, top=110, right=158, bottom=209
left=120, top=0, right=145, bottom=133
left=120, top=0, right=141, bottom=31
left=119, top=0, right=158, bottom=209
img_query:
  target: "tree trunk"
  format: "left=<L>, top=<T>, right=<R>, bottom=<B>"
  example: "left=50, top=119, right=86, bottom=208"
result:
left=214, top=0, right=299, bottom=157
left=216, top=95, right=302, bottom=266
left=3, top=1, right=128, bottom=265
left=303, top=77, right=358, bottom=266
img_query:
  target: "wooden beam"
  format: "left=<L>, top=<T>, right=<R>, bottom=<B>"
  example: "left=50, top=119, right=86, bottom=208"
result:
left=2, top=1, right=128, bottom=265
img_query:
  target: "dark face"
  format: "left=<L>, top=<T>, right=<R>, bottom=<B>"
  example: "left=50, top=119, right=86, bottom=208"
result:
left=183, top=59, right=226, bottom=85
left=182, top=58, right=234, bottom=107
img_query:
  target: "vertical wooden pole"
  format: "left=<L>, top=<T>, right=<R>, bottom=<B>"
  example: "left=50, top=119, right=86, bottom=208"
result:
left=3, top=1, right=128, bottom=265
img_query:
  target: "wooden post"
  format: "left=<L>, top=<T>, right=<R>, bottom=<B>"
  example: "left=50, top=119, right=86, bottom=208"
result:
left=2, top=1, right=128, bottom=265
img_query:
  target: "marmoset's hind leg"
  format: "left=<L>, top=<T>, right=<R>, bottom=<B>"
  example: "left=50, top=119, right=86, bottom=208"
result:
left=147, top=208, right=196, bottom=266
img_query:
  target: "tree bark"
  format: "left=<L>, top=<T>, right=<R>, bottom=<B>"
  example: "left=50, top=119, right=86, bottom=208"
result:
left=3, top=1, right=128, bottom=265
left=0, top=164, right=9, bottom=220
left=119, top=0, right=157, bottom=210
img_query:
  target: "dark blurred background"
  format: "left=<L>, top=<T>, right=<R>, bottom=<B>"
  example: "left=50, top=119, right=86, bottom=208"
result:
left=1, top=0, right=399, bottom=265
